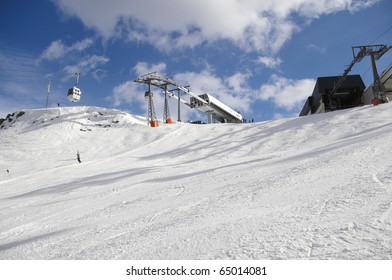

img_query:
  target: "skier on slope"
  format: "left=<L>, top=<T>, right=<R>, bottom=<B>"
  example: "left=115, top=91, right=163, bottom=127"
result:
left=77, top=151, right=81, bottom=163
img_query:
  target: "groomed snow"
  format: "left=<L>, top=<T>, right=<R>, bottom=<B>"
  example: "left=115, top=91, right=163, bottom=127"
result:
left=0, top=104, right=391, bottom=259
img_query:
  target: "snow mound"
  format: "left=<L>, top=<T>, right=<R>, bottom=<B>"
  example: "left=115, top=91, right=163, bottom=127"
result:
left=1, top=106, right=147, bottom=131
left=0, top=104, right=392, bottom=259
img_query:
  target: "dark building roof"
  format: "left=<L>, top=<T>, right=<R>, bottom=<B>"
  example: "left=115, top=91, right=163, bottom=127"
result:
left=299, top=75, right=365, bottom=116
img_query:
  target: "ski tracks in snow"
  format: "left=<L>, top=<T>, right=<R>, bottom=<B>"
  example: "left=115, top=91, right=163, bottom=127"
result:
left=372, top=171, right=392, bottom=224
left=162, top=184, right=185, bottom=199
left=306, top=167, right=392, bottom=259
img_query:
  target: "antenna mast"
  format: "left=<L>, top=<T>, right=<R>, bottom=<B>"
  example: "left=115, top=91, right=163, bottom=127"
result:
left=45, top=78, right=51, bottom=108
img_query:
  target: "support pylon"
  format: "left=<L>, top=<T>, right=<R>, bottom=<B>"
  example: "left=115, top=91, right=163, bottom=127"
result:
left=163, top=85, right=172, bottom=124
left=370, top=52, right=388, bottom=105
left=328, top=44, right=391, bottom=107
left=145, top=84, right=159, bottom=127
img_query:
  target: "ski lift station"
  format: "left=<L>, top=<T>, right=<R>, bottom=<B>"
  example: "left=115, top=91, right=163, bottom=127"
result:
left=134, top=72, right=243, bottom=126
left=300, top=44, right=392, bottom=116
left=189, top=94, right=243, bottom=124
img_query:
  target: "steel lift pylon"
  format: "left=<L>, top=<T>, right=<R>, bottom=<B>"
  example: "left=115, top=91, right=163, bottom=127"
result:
left=328, top=44, right=391, bottom=107
left=145, top=84, right=159, bottom=127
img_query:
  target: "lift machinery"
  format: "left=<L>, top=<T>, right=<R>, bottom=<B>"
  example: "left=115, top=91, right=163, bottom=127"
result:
left=134, top=72, right=243, bottom=126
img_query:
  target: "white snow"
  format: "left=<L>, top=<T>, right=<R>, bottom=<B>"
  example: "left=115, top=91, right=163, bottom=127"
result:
left=0, top=104, right=391, bottom=260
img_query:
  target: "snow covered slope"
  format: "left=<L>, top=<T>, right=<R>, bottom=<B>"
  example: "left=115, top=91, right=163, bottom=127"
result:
left=0, top=105, right=391, bottom=259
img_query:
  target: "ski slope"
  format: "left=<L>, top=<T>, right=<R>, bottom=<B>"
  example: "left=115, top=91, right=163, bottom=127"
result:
left=0, top=104, right=391, bottom=259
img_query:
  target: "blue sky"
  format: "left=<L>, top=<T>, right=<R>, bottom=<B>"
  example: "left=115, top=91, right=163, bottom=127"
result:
left=1, top=0, right=391, bottom=122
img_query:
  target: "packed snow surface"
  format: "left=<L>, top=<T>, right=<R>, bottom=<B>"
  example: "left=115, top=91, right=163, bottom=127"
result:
left=0, top=105, right=391, bottom=259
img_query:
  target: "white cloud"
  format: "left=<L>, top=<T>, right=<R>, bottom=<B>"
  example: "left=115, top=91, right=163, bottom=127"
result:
left=40, top=40, right=67, bottom=61
left=112, top=80, right=143, bottom=107
left=273, top=112, right=285, bottom=120
left=63, top=55, right=109, bottom=80
left=307, top=44, right=327, bottom=54
left=91, top=69, right=108, bottom=82
left=257, top=56, right=283, bottom=69
left=133, top=62, right=167, bottom=77
left=72, top=38, right=94, bottom=51
left=296, top=0, right=379, bottom=16
left=40, top=38, right=107, bottom=82
left=258, top=75, right=315, bottom=111
left=40, top=38, right=94, bottom=61
left=52, top=0, right=378, bottom=53
left=225, top=72, right=252, bottom=93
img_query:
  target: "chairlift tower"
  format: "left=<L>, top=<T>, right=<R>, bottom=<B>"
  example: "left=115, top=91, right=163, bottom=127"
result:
left=145, top=84, right=159, bottom=127
left=163, top=84, right=172, bottom=124
left=134, top=72, right=179, bottom=127
left=177, top=89, right=181, bottom=122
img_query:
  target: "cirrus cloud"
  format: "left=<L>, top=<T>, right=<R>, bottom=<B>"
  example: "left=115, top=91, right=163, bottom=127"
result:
left=40, top=38, right=94, bottom=61
left=63, top=55, right=109, bottom=81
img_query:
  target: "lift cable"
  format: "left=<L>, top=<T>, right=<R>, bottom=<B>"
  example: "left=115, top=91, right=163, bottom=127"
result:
left=368, top=25, right=392, bottom=45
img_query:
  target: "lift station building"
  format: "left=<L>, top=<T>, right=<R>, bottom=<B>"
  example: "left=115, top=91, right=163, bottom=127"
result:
left=299, top=75, right=366, bottom=116
left=299, top=63, right=392, bottom=116
left=300, top=45, right=391, bottom=117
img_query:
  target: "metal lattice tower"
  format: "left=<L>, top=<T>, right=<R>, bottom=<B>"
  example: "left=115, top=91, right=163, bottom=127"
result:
left=163, top=85, right=172, bottom=123
left=135, top=72, right=179, bottom=127
left=369, top=50, right=387, bottom=104
left=145, top=84, right=159, bottom=127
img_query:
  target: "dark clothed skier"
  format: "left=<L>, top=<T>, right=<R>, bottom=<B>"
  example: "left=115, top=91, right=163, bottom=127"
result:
left=77, top=151, right=81, bottom=163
